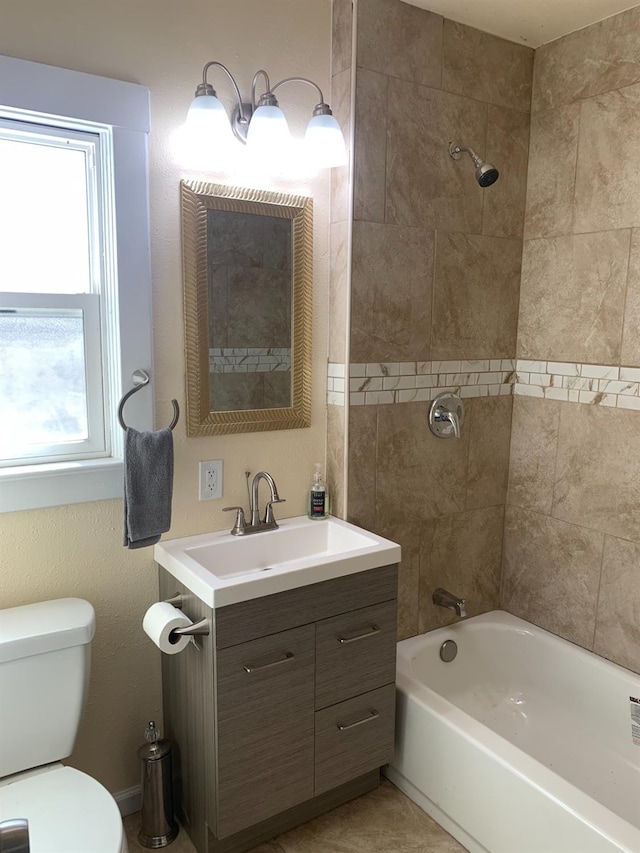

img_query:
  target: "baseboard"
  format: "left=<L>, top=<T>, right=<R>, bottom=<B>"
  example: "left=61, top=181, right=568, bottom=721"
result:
left=114, top=784, right=142, bottom=817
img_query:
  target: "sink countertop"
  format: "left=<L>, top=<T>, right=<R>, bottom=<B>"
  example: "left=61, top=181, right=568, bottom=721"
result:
left=154, top=515, right=401, bottom=608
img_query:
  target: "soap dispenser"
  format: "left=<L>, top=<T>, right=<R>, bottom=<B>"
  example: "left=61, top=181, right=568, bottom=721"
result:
left=308, top=462, right=329, bottom=520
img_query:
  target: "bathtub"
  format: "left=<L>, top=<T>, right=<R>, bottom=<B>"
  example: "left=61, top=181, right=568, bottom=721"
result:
left=385, top=611, right=640, bottom=853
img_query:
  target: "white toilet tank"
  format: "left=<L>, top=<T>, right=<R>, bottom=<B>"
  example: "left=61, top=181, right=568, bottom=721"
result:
left=0, top=598, right=95, bottom=778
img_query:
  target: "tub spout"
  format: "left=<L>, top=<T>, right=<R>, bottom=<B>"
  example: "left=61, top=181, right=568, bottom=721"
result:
left=432, top=587, right=466, bottom=617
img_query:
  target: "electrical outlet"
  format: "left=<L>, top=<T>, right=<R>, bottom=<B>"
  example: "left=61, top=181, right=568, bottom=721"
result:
left=199, top=460, right=223, bottom=500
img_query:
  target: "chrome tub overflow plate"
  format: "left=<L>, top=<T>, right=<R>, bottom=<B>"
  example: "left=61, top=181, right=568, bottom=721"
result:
left=439, top=639, right=458, bottom=663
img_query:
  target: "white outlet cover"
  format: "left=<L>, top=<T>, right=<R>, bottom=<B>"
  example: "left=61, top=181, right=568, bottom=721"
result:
left=199, top=460, right=223, bottom=500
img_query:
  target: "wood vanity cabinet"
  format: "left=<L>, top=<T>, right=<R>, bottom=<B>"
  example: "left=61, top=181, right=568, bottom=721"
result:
left=158, top=563, right=398, bottom=853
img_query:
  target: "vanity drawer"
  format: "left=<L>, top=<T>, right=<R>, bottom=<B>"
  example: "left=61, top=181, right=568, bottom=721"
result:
left=315, top=600, right=397, bottom=709
left=314, top=684, right=396, bottom=795
left=215, top=623, right=315, bottom=838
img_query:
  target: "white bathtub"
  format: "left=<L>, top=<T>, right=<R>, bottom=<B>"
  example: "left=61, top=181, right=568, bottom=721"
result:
left=385, top=611, right=640, bottom=853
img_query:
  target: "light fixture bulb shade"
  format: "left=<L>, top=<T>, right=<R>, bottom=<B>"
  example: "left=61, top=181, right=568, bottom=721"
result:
left=246, top=104, right=291, bottom=157
left=186, top=94, right=233, bottom=141
left=305, top=113, right=347, bottom=168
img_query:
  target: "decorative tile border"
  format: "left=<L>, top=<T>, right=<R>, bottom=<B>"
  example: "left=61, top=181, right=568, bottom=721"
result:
left=328, top=360, right=515, bottom=406
left=514, top=360, right=640, bottom=410
left=210, top=347, right=291, bottom=373
left=327, top=359, right=640, bottom=410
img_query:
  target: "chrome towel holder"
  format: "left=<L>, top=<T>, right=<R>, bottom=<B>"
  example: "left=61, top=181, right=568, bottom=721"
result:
left=118, top=369, right=180, bottom=431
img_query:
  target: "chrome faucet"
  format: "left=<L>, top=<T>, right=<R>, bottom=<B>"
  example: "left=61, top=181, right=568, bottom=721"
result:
left=223, top=471, right=286, bottom=535
left=250, top=471, right=282, bottom=525
left=432, top=587, right=467, bottom=617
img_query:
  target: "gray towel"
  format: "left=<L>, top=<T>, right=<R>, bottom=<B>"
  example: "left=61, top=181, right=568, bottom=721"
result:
left=124, top=427, right=174, bottom=549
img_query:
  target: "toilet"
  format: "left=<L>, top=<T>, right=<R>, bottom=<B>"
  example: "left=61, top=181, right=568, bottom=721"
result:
left=0, top=598, right=127, bottom=853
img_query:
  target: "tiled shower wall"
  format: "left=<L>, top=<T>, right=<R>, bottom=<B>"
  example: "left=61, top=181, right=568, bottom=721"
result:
left=329, top=0, right=640, bottom=673
left=503, top=7, right=640, bottom=674
left=328, top=0, right=533, bottom=638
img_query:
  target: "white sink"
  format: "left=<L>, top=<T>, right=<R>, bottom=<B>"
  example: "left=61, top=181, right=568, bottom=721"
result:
left=154, top=516, right=401, bottom=608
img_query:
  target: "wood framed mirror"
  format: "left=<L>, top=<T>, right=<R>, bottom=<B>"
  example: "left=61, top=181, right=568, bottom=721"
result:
left=181, top=180, right=312, bottom=436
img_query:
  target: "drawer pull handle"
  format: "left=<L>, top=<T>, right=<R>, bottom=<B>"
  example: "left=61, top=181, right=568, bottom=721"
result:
left=243, top=651, right=295, bottom=674
left=337, top=624, right=380, bottom=644
left=337, top=710, right=379, bottom=731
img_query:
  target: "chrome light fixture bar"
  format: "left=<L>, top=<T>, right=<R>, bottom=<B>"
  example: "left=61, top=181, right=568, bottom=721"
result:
left=186, top=62, right=347, bottom=168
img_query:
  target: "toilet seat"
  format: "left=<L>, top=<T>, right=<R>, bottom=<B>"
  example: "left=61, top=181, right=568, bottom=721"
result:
left=0, top=764, right=127, bottom=853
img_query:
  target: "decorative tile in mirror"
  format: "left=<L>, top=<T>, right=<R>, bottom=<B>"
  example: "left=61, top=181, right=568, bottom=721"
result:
left=181, top=180, right=312, bottom=435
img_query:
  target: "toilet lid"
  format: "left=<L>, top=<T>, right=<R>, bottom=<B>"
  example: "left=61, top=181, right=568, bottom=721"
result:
left=0, top=765, right=125, bottom=853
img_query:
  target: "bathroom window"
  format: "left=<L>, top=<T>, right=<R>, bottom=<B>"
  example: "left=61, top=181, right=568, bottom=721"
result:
left=0, top=55, right=152, bottom=512
left=0, top=121, right=108, bottom=466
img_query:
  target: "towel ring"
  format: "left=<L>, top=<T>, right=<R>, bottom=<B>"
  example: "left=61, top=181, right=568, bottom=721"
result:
left=118, top=369, right=180, bottom=431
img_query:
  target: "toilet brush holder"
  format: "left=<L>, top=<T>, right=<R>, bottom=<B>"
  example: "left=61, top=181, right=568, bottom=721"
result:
left=138, top=721, right=179, bottom=848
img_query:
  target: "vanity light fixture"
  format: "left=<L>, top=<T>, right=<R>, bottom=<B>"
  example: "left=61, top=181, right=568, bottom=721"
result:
left=186, top=62, right=347, bottom=168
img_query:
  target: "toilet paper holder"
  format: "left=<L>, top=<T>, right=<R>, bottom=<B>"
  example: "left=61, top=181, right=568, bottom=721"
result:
left=163, top=593, right=210, bottom=638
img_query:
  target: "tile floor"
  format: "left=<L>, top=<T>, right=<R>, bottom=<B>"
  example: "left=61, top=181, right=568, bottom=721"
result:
left=123, top=778, right=467, bottom=852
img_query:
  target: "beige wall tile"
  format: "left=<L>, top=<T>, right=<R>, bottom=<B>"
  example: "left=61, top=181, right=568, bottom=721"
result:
left=507, top=395, right=560, bottom=516
left=466, top=396, right=512, bottom=510
left=353, top=69, right=387, bottom=223
left=532, top=6, right=640, bottom=112
left=386, top=79, right=486, bottom=230
left=419, top=506, right=504, bottom=633
left=553, top=403, right=640, bottom=542
left=595, top=535, right=640, bottom=674
left=331, top=161, right=351, bottom=227
left=622, top=229, right=640, bottom=367
left=331, top=0, right=352, bottom=76
left=502, top=505, right=604, bottom=649
left=347, top=404, right=377, bottom=530
left=375, top=402, right=470, bottom=526
left=376, top=521, right=420, bottom=640
left=518, top=231, right=631, bottom=363
left=442, top=19, right=533, bottom=114
left=574, top=82, right=640, bottom=233
left=326, top=403, right=345, bottom=519
left=329, top=221, right=348, bottom=363
left=350, top=221, right=433, bottom=363
left=524, top=102, right=580, bottom=239
left=431, top=232, right=521, bottom=360
left=483, top=106, right=530, bottom=239
left=330, top=68, right=352, bottom=225
left=356, top=0, right=443, bottom=88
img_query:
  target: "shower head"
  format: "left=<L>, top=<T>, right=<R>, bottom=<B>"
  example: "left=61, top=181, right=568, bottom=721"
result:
left=449, top=143, right=499, bottom=187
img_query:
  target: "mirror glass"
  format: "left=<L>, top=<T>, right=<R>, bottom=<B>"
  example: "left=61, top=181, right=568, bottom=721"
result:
left=181, top=180, right=312, bottom=435
left=207, top=209, right=292, bottom=412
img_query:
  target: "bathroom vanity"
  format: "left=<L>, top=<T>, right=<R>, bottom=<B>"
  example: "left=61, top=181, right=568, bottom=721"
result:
left=154, top=517, right=400, bottom=853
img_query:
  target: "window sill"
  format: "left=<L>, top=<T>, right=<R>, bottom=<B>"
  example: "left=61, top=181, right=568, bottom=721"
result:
left=0, top=457, right=123, bottom=513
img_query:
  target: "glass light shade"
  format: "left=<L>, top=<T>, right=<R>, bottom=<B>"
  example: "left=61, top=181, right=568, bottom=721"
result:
left=185, top=94, right=234, bottom=144
left=304, top=113, right=347, bottom=168
left=246, top=104, right=291, bottom=158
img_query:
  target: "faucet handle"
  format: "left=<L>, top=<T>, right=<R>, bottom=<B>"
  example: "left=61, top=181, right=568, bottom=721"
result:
left=428, top=392, right=464, bottom=439
left=442, top=410, right=461, bottom=439
left=264, top=498, right=286, bottom=525
left=222, top=506, right=246, bottom=535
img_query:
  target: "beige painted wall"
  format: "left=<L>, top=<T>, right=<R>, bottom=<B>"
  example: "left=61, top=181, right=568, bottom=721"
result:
left=0, top=0, right=331, bottom=794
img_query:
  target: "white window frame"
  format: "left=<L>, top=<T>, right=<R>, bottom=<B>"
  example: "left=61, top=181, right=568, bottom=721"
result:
left=0, top=55, right=153, bottom=513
